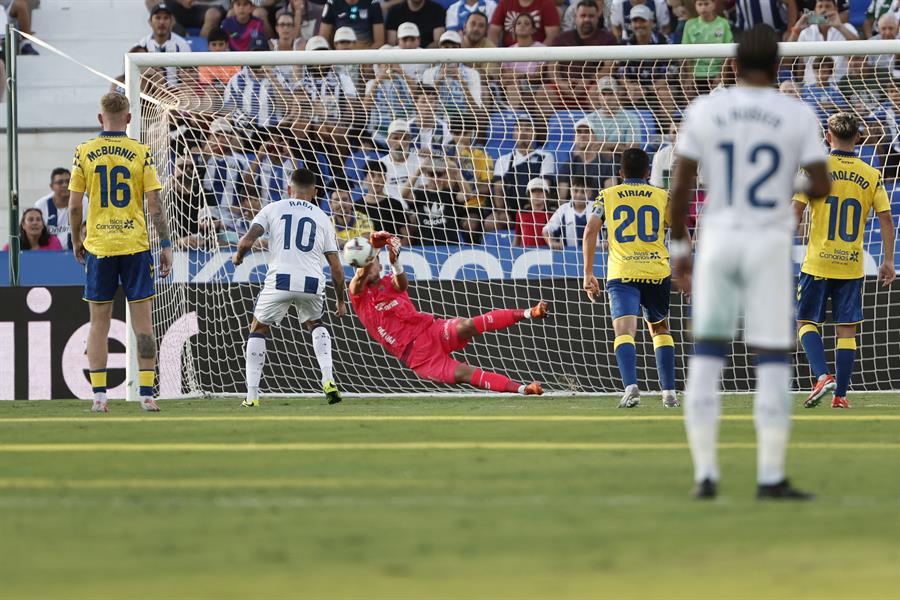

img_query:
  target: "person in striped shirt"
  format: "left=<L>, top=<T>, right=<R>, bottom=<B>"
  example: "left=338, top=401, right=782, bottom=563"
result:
left=542, top=175, right=590, bottom=249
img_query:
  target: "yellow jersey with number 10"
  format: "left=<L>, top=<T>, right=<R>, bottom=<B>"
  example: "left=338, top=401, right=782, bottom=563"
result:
left=68, top=131, right=162, bottom=257
left=592, top=179, right=671, bottom=280
left=794, top=151, right=890, bottom=279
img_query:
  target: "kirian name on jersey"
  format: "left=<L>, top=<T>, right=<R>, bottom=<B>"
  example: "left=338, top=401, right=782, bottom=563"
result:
left=830, top=169, right=870, bottom=189
left=617, top=189, right=654, bottom=198
left=85, top=146, right=138, bottom=162
left=713, top=107, right=782, bottom=129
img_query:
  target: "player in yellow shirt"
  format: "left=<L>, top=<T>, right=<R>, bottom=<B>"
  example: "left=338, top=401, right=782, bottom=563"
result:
left=583, top=148, right=690, bottom=409
left=68, top=92, right=173, bottom=413
left=794, top=113, right=896, bottom=410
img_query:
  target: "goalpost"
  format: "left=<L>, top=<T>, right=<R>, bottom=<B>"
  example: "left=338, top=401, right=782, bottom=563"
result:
left=123, top=40, right=900, bottom=399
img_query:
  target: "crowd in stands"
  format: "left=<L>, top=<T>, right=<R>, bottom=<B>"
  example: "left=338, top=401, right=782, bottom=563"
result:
left=11, top=0, right=900, bottom=253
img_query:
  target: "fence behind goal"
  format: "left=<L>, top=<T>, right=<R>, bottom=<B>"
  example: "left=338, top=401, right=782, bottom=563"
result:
left=126, top=42, right=900, bottom=397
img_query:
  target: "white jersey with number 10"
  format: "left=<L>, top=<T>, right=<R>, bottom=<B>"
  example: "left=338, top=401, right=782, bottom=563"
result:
left=676, top=86, right=827, bottom=233
left=250, top=198, right=339, bottom=294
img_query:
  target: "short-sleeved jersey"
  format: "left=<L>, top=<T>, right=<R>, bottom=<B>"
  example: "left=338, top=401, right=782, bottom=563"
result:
left=68, top=131, right=162, bottom=257
left=349, top=274, right=436, bottom=359
left=676, top=86, right=827, bottom=236
left=794, top=151, right=891, bottom=279
left=250, top=198, right=339, bottom=294
left=592, top=179, right=670, bottom=280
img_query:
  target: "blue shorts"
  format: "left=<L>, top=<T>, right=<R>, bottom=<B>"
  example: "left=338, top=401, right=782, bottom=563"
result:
left=607, top=277, right=671, bottom=324
left=796, top=272, right=864, bottom=325
left=84, top=250, right=155, bottom=303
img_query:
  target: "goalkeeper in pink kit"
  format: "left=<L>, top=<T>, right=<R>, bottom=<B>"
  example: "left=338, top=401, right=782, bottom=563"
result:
left=349, top=233, right=547, bottom=394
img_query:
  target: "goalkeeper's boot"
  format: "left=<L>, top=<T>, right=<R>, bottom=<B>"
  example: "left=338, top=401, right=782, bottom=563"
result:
left=662, top=390, right=679, bottom=408
left=804, top=374, right=836, bottom=408
left=91, top=400, right=109, bottom=413
left=757, top=479, right=814, bottom=501
left=693, top=478, right=717, bottom=500
left=324, top=380, right=343, bottom=405
left=241, top=398, right=260, bottom=408
left=528, top=300, right=549, bottom=320
left=141, top=399, right=161, bottom=412
left=524, top=382, right=544, bottom=395
left=831, top=395, right=851, bottom=410
left=618, top=384, right=640, bottom=408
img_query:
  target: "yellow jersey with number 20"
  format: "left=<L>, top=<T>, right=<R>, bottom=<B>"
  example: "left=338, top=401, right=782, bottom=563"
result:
left=592, top=179, right=671, bottom=280
left=68, top=131, right=162, bottom=257
left=794, top=151, right=890, bottom=279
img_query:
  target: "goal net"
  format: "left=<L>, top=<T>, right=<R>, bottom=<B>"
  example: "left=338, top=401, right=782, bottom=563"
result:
left=127, top=41, right=900, bottom=397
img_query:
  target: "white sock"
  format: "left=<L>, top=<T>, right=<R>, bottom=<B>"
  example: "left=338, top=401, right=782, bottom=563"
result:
left=684, top=355, right=724, bottom=483
left=754, top=360, right=792, bottom=486
left=93, top=392, right=107, bottom=405
left=311, top=326, right=334, bottom=385
left=245, top=335, right=267, bottom=399
left=517, top=385, right=526, bottom=394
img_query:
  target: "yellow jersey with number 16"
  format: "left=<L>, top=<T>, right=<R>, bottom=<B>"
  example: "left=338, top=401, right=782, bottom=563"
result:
left=794, top=151, right=890, bottom=279
left=68, top=131, right=162, bottom=257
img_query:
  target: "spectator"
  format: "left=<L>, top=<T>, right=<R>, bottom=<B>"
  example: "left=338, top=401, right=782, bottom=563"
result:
left=422, top=30, right=484, bottom=117
left=223, top=0, right=268, bottom=51
left=489, top=0, right=560, bottom=46
left=395, top=22, right=431, bottom=81
left=167, top=156, right=218, bottom=250
left=492, top=116, right=555, bottom=225
left=320, top=0, right=386, bottom=47
left=609, top=0, right=671, bottom=40
left=145, top=0, right=227, bottom=37
left=412, top=86, right=452, bottom=154
left=513, top=177, right=550, bottom=246
left=3, top=209, right=63, bottom=252
left=285, top=0, right=321, bottom=42
left=330, top=188, right=374, bottom=247
left=202, top=117, right=253, bottom=228
left=873, top=83, right=900, bottom=179
left=270, top=8, right=306, bottom=50
left=619, top=5, right=672, bottom=108
left=796, top=0, right=847, bottom=19
left=681, top=0, right=733, bottom=94
left=447, top=118, right=494, bottom=209
left=865, top=0, right=899, bottom=37
left=779, top=79, right=801, bottom=97
left=446, top=0, right=498, bottom=30
left=500, top=13, right=546, bottom=80
left=585, top=76, right=642, bottom=183
left=361, top=160, right=411, bottom=239
left=364, top=49, right=418, bottom=145
left=461, top=12, right=499, bottom=83
left=386, top=0, right=447, bottom=46
left=558, top=117, right=604, bottom=200
left=250, top=129, right=305, bottom=206
left=224, top=65, right=285, bottom=127
left=542, top=175, right=589, bottom=248
left=138, top=4, right=192, bottom=54
left=838, top=54, right=883, bottom=113
left=412, top=156, right=464, bottom=244
left=200, top=28, right=242, bottom=89
left=869, top=13, right=899, bottom=75
left=34, top=168, right=75, bottom=250
left=380, top=119, right=423, bottom=208
left=296, top=35, right=358, bottom=123
left=333, top=26, right=365, bottom=89
left=733, top=0, right=797, bottom=36
left=801, top=57, right=848, bottom=125
left=788, top=0, right=859, bottom=85
left=548, top=0, right=618, bottom=110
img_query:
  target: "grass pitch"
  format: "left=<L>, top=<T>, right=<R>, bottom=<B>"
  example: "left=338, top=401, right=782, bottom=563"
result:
left=0, top=395, right=898, bottom=600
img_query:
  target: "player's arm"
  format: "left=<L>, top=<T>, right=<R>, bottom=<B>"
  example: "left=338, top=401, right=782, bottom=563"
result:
left=232, top=223, right=265, bottom=266
left=582, top=212, right=603, bottom=302
left=388, top=236, right=407, bottom=292
left=792, top=197, right=808, bottom=237
left=669, top=156, right=697, bottom=295
left=877, top=209, right=896, bottom=286
left=325, top=251, right=348, bottom=317
left=146, top=189, right=173, bottom=279
left=68, top=190, right=86, bottom=263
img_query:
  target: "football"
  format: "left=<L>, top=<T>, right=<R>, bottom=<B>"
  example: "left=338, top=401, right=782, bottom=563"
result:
left=343, top=236, right=374, bottom=268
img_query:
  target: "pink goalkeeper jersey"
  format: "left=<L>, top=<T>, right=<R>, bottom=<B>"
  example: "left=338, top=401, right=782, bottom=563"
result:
left=350, top=274, right=436, bottom=359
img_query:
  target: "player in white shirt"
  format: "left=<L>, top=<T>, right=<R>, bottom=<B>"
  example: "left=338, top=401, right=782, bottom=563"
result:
left=231, top=168, right=348, bottom=407
left=669, top=25, right=832, bottom=501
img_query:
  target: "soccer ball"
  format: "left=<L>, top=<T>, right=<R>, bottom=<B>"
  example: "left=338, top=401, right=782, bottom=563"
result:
left=343, top=236, right=374, bottom=268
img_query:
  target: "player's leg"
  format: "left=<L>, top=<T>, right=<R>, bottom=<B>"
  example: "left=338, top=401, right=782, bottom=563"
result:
left=87, top=302, right=114, bottom=413
left=644, top=278, right=677, bottom=408
left=831, top=277, right=864, bottom=409
left=796, top=273, right=834, bottom=408
left=607, top=279, right=641, bottom=408
left=119, top=250, right=160, bottom=412
left=455, top=300, right=549, bottom=342
left=243, top=288, right=289, bottom=407
left=304, top=319, right=341, bottom=405
left=454, top=363, right=543, bottom=395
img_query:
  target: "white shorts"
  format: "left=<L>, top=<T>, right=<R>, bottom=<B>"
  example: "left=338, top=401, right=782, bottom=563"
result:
left=253, top=287, right=325, bottom=326
left=691, top=227, right=793, bottom=350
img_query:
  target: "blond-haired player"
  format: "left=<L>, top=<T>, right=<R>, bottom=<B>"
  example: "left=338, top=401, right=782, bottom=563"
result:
left=68, top=92, right=173, bottom=413
left=794, top=112, right=896, bottom=410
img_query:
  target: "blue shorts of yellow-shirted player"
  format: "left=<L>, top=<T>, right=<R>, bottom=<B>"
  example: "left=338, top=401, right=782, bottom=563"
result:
left=796, top=273, right=864, bottom=325
left=607, top=277, right=672, bottom=324
left=83, top=250, right=155, bottom=303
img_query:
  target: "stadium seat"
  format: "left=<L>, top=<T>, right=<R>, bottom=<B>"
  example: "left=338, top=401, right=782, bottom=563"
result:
left=541, top=109, right=586, bottom=167
left=188, top=36, right=208, bottom=52
left=636, top=109, right=660, bottom=152
left=859, top=145, right=881, bottom=169
left=482, top=231, right=514, bottom=248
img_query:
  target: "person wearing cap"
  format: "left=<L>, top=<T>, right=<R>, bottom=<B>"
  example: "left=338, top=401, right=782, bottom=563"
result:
left=319, top=0, right=385, bottom=47
left=489, top=0, right=559, bottom=47
left=222, top=0, right=267, bottom=51
left=609, top=0, right=670, bottom=41
left=492, top=116, right=555, bottom=228
left=201, top=117, right=253, bottom=231
left=513, top=177, right=551, bottom=247
left=585, top=75, right=643, bottom=182
left=619, top=4, right=671, bottom=109
left=393, top=22, right=431, bottom=81
left=145, top=0, right=227, bottom=38
left=445, top=0, right=497, bottom=31
left=386, top=0, right=447, bottom=47
left=542, top=174, right=590, bottom=249
left=139, top=3, right=193, bottom=54
left=364, top=50, right=418, bottom=145
left=421, top=30, right=484, bottom=115
left=379, top=119, right=423, bottom=208
left=295, top=35, right=359, bottom=139
left=332, top=27, right=366, bottom=89
left=411, top=156, right=465, bottom=245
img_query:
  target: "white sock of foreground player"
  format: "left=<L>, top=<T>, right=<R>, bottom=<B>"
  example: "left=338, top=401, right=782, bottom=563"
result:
left=754, top=356, right=792, bottom=485
left=245, top=333, right=267, bottom=400
left=684, top=351, right=725, bottom=483
left=311, top=326, right=334, bottom=385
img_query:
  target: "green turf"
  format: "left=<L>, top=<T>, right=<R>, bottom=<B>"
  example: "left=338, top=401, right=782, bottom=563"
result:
left=0, top=394, right=898, bottom=600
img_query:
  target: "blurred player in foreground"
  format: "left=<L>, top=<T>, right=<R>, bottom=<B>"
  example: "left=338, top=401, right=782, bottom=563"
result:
left=349, top=233, right=547, bottom=394
left=583, top=148, right=690, bottom=409
left=68, top=92, right=172, bottom=413
left=794, top=113, right=896, bottom=410
left=670, top=25, right=832, bottom=500
left=232, top=169, right=347, bottom=406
